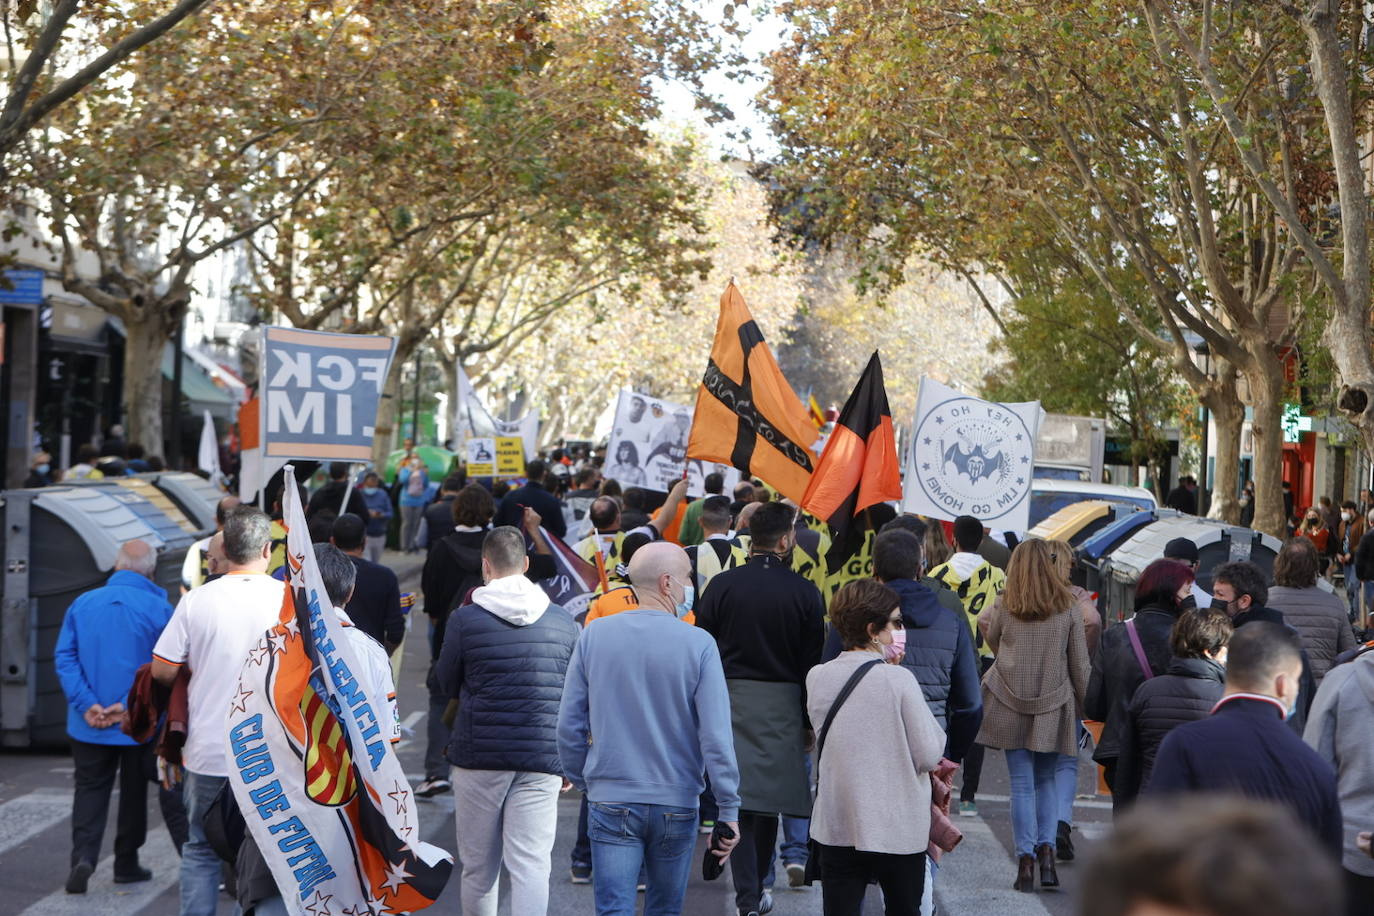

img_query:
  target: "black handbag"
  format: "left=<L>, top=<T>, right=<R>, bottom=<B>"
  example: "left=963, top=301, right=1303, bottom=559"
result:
left=803, top=658, right=882, bottom=886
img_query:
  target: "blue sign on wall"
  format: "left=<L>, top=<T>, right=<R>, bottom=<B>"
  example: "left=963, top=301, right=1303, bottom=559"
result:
left=0, top=269, right=44, bottom=306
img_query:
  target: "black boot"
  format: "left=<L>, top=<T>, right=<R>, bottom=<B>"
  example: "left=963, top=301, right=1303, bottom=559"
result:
left=1036, top=843, right=1060, bottom=888
left=1014, top=854, right=1036, bottom=892
left=1056, top=820, right=1075, bottom=861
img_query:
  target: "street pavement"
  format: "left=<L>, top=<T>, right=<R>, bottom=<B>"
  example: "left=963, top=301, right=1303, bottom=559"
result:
left=0, top=550, right=1110, bottom=914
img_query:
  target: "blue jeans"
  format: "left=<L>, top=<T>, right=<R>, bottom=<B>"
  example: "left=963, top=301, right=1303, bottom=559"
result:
left=181, top=770, right=227, bottom=916
left=763, top=814, right=811, bottom=887
left=588, top=802, right=697, bottom=916
left=1005, top=750, right=1071, bottom=857
left=1055, top=727, right=1083, bottom=826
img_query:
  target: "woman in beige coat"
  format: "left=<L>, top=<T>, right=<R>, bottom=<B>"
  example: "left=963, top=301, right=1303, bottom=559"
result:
left=976, top=539, right=1090, bottom=893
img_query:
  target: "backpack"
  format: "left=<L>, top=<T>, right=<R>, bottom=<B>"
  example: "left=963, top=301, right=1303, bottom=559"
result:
left=406, top=467, right=426, bottom=498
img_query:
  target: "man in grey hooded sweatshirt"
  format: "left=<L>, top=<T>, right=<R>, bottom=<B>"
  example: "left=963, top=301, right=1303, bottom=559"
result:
left=435, top=526, right=580, bottom=916
left=1305, top=648, right=1374, bottom=912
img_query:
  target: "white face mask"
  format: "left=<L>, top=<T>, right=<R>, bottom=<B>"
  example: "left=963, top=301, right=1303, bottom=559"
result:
left=1343, top=511, right=1353, bottom=522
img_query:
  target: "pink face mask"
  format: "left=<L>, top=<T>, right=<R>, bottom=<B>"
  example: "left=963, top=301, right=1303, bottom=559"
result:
left=884, top=627, right=907, bottom=662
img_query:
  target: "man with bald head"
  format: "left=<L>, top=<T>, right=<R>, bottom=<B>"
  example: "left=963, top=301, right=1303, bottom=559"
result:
left=559, top=542, right=741, bottom=912
left=55, top=539, right=175, bottom=893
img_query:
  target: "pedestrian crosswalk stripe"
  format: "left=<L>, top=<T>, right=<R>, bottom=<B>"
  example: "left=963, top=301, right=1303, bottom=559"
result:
left=0, top=788, right=73, bottom=858
left=18, top=825, right=180, bottom=915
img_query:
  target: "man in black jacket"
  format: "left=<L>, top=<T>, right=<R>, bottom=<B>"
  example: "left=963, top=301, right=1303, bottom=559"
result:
left=329, top=514, right=404, bottom=653
left=1145, top=622, right=1342, bottom=856
left=305, top=461, right=369, bottom=522
left=697, top=502, right=825, bottom=916
left=435, top=526, right=578, bottom=916
left=494, top=459, right=566, bottom=539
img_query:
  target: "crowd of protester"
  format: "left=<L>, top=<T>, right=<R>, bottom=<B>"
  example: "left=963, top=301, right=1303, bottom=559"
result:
left=41, top=438, right=1374, bottom=916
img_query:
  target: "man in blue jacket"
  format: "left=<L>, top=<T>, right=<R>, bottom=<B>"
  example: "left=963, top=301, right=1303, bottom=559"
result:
left=436, top=526, right=580, bottom=916
left=1146, top=621, right=1342, bottom=856
left=558, top=541, right=741, bottom=914
left=54, top=539, right=174, bottom=894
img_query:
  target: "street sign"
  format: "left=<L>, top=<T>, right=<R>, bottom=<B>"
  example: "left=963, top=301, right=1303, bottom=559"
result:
left=0, top=269, right=44, bottom=306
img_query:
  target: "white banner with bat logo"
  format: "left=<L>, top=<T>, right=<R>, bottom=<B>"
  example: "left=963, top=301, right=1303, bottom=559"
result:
left=902, top=378, right=1043, bottom=531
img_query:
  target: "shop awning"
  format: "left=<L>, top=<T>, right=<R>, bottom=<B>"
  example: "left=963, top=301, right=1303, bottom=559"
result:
left=161, top=345, right=236, bottom=420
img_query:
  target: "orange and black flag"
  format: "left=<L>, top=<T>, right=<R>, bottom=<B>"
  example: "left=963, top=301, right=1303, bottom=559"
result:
left=688, top=282, right=819, bottom=503
left=801, top=351, right=903, bottom=571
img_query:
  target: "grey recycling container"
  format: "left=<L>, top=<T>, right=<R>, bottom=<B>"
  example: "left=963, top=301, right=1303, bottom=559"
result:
left=0, top=483, right=198, bottom=749
left=1098, top=516, right=1282, bottom=624
left=143, top=471, right=223, bottom=532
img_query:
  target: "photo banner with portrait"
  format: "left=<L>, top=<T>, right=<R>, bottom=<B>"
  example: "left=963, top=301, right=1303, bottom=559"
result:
left=902, top=377, right=1043, bottom=531
left=605, top=390, right=741, bottom=497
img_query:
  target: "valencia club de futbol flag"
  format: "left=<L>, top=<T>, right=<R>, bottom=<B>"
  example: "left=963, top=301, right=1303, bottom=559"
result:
left=226, top=466, right=452, bottom=915
left=801, top=351, right=903, bottom=570
left=688, top=282, right=819, bottom=503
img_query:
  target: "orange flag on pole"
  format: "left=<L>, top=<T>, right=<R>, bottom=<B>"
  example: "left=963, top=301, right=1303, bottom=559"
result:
left=801, top=351, right=903, bottom=569
left=687, top=282, right=818, bottom=503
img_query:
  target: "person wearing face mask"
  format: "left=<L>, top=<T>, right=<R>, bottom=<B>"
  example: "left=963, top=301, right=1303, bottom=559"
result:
left=805, top=579, right=945, bottom=915
left=25, top=449, right=53, bottom=487
left=1211, top=560, right=1318, bottom=733
left=1145, top=622, right=1342, bottom=858
left=558, top=541, right=742, bottom=914
left=357, top=470, right=393, bottom=562
left=434, top=525, right=579, bottom=916
left=1336, top=500, right=1365, bottom=623
left=696, top=501, right=826, bottom=916
left=1113, top=608, right=1233, bottom=805
left=975, top=539, right=1090, bottom=893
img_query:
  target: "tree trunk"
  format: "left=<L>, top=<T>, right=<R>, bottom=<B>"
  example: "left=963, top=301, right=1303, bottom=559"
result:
left=1202, top=364, right=1243, bottom=525
left=1247, top=363, right=1287, bottom=537
left=123, top=310, right=170, bottom=459
left=372, top=333, right=421, bottom=470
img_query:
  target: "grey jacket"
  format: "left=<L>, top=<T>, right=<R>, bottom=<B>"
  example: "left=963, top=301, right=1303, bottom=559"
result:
left=1304, top=653, right=1374, bottom=876
left=1269, top=585, right=1356, bottom=684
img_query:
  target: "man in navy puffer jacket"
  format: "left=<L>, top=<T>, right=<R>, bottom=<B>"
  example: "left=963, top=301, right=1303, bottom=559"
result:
left=822, top=528, right=983, bottom=760
left=435, top=526, right=579, bottom=916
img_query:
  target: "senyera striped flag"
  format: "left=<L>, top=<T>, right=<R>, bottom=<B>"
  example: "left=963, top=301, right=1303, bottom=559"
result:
left=226, top=465, right=452, bottom=915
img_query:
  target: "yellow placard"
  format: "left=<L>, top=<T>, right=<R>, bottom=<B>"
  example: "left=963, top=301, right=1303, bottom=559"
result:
left=495, top=437, right=525, bottom=477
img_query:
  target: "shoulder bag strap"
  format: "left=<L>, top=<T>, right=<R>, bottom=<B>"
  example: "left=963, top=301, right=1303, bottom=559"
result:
left=1124, top=618, right=1155, bottom=681
left=816, top=659, right=882, bottom=764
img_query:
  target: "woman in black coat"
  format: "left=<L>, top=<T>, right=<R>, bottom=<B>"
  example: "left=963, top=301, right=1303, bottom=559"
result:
left=1086, top=559, right=1195, bottom=803
left=1113, top=608, right=1233, bottom=804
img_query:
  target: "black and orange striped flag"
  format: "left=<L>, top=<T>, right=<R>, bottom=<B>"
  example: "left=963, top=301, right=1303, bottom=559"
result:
left=688, top=282, right=819, bottom=503
left=801, top=351, right=903, bottom=570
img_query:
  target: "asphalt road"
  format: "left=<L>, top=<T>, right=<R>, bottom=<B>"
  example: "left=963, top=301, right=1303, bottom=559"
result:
left=0, top=550, right=1111, bottom=914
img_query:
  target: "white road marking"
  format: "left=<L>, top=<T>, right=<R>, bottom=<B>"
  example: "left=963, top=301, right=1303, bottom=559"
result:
left=0, top=788, right=75, bottom=857
left=971, top=792, right=1114, bottom=810
left=19, top=824, right=180, bottom=915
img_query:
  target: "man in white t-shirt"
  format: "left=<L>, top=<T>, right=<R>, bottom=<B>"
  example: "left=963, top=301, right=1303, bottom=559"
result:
left=152, top=505, right=284, bottom=916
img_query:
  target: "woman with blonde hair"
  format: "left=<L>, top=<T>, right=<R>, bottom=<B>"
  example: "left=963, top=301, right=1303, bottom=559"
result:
left=976, top=539, right=1090, bottom=892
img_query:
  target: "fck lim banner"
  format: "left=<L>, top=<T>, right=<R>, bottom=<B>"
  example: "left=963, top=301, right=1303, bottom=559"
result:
left=903, top=377, right=1043, bottom=531
left=226, top=465, right=452, bottom=914
left=262, top=327, right=397, bottom=461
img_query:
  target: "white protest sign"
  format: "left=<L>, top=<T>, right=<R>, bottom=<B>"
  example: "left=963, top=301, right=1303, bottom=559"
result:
left=903, top=377, right=1042, bottom=531
left=605, top=389, right=740, bottom=497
